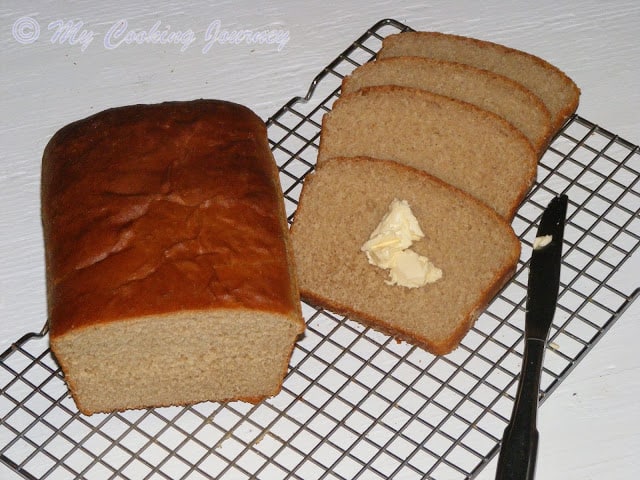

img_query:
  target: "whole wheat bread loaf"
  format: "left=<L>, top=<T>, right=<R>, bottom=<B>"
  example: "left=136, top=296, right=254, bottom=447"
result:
left=290, top=157, right=520, bottom=355
left=42, top=100, right=305, bottom=414
left=377, top=31, right=580, bottom=133
left=341, top=56, right=552, bottom=156
left=318, top=85, right=537, bottom=220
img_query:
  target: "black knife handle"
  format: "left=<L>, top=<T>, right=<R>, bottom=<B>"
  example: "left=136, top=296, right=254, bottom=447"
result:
left=495, top=339, right=546, bottom=480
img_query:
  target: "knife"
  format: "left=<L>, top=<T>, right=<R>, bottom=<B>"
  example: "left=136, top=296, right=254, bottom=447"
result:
left=495, top=194, right=568, bottom=480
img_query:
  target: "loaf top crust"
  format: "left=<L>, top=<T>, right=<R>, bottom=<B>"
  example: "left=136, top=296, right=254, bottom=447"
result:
left=42, top=100, right=303, bottom=338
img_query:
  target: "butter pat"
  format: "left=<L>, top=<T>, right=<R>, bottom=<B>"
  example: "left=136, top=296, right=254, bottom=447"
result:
left=361, top=198, right=424, bottom=268
left=386, top=249, right=443, bottom=288
left=533, top=234, right=553, bottom=250
left=362, top=199, right=442, bottom=288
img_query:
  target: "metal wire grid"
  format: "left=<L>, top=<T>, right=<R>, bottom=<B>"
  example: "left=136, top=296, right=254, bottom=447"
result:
left=1, top=17, right=639, bottom=480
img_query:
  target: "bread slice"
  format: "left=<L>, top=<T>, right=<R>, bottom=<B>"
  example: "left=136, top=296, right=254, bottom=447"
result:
left=42, top=100, right=305, bottom=414
left=290, top=157, right=520, bottom=355
left=377, top=31, right=580, bottom=133
left=317, top=86, right=537, bottom=220
left=342, top=56, right=552, bottom=156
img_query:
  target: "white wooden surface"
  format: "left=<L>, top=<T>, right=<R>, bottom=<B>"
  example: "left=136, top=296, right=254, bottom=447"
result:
left=1, top=1, right=639, bottom=479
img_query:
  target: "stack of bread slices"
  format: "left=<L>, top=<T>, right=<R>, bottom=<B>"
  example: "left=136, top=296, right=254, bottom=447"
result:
left=291, top=31, right=579, bottom=355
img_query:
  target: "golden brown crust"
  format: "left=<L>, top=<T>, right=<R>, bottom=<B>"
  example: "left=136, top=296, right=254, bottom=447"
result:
left=43, top=100, right=304, bottom=341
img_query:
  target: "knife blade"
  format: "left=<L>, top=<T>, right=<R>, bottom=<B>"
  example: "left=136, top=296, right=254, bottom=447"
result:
left=495, top=194, right=568, bottom=480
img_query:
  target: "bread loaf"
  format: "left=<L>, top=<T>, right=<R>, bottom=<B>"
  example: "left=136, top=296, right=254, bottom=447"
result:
left=290, top=157, right=520, bottom=355
left=42, top=100, right=305, bottom=414
left=341, top=56, right=553, bottom=156
left=317, top=85, right=537, bottom=220
left=378, top=31, right=580, bottom=133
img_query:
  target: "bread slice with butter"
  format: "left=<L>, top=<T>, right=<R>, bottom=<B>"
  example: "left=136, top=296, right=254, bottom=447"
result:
left=290, top=157, right=520, bottom=355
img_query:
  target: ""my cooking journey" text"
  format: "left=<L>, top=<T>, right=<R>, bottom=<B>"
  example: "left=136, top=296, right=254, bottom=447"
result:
left=12, top=17, right=290, bottom=53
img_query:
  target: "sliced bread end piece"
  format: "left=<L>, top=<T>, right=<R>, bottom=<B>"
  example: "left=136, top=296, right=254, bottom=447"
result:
left=378, top=31, right=580, bottom=134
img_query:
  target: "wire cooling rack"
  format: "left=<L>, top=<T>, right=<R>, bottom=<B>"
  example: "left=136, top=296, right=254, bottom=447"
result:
left=2, top=18, right=639, bottom=480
